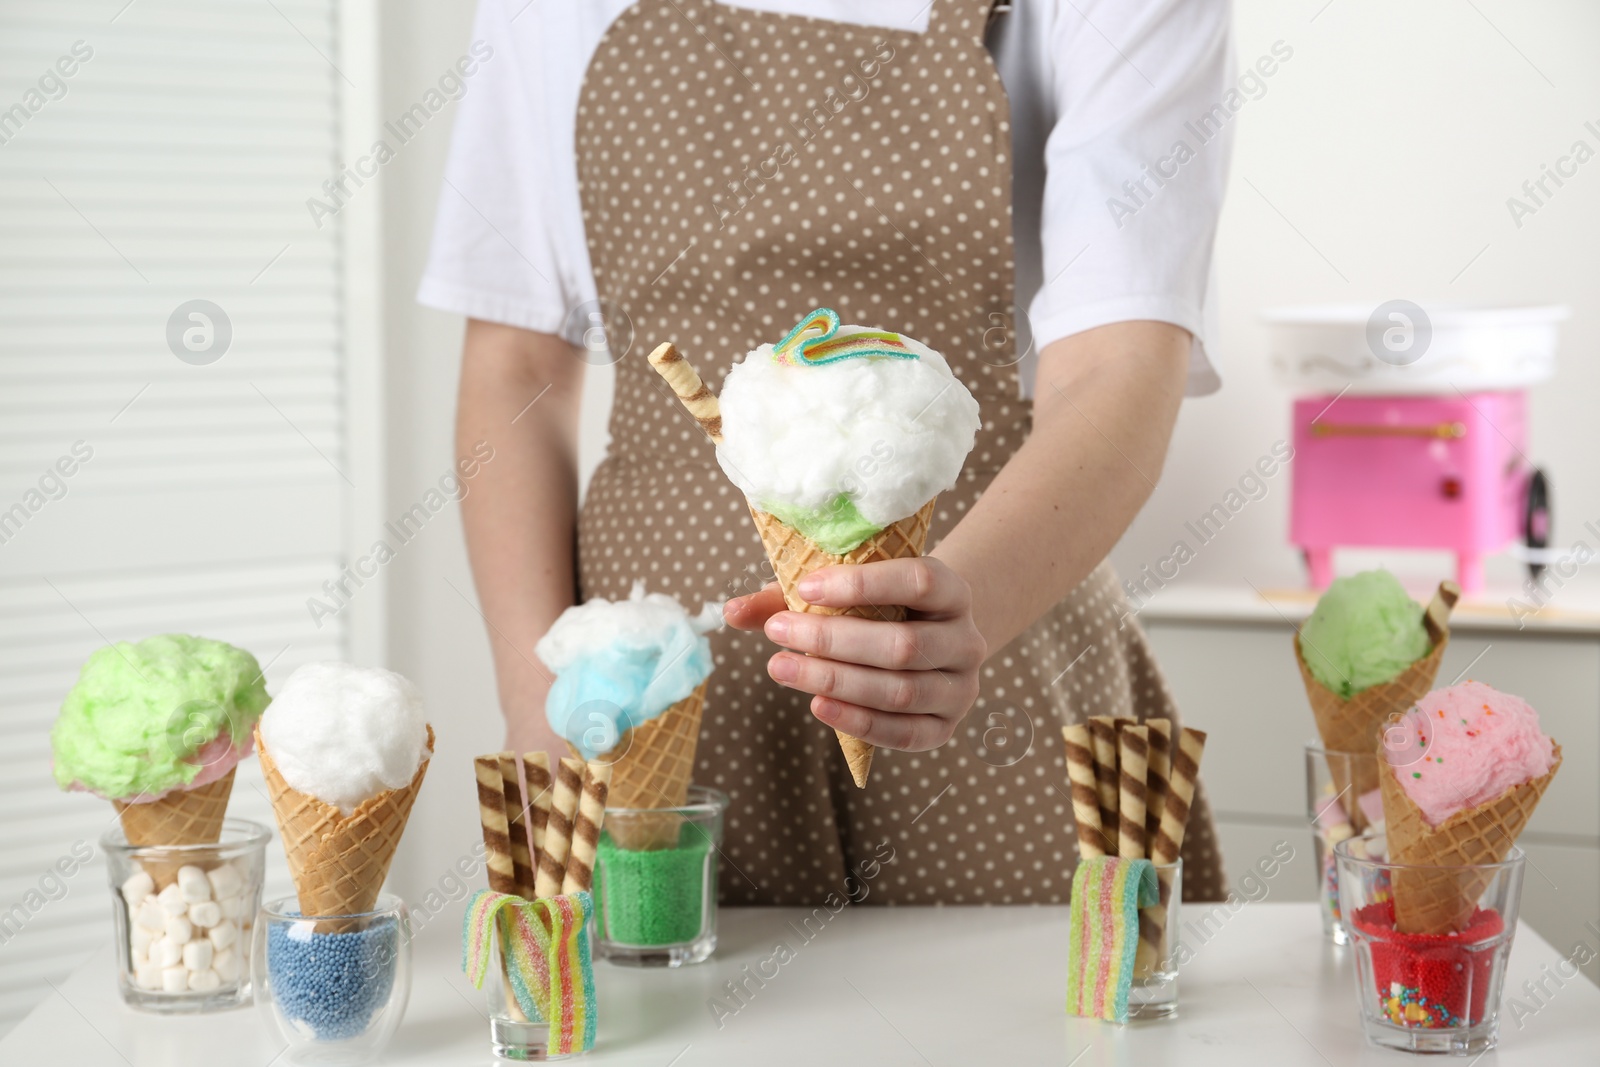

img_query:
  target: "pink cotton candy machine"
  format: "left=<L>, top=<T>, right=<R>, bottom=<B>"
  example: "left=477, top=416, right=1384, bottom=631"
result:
left=1265, top=304, right=1567, bottom=595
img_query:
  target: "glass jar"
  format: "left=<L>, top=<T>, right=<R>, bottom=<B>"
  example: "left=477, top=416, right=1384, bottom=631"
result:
left=593, top=785, right=727, bottom=967
left=1336, top=836, right=1525, bottom=1054
left=252, top=893, right=411, bottom=1065
left=1305, top=741, right=1380, bottom=944
left=101, top=816, right=269, bottom=1013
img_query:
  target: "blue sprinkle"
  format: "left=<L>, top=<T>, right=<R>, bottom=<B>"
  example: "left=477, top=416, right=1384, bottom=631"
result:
left=267, top=916, right=399, bottom=1040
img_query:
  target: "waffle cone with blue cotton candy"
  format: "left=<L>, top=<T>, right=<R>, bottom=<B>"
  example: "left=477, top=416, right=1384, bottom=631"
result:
left=649, top=309, right=981, bottom=787
left=538, top=583, right=720, bottom=850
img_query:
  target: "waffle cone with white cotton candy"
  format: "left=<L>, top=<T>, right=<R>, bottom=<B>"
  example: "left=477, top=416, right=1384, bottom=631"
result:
left=648, top=308, right=981, bottom=786
left=255, top=662, right=434, bottom=930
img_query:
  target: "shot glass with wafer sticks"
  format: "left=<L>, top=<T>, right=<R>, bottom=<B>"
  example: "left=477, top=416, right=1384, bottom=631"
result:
left=1063, top=717, right=1205, bottom=1022
left=470, top=751, right=607, bottom=1059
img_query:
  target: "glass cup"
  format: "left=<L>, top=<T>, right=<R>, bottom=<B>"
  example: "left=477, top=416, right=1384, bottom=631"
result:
left=102, top=816, right=269, bottom=1013
left=1305, top=742, right=1379, bottom=945
left=482, top=923, right=588, bottom=1061
left=1335, top=836, right=1525, bottom=1054
left=1128, top=859, right=1181, bottom=1021
left=252, top=894, right=412, bottom=1065
left=593, top=785, right=728, bottom=967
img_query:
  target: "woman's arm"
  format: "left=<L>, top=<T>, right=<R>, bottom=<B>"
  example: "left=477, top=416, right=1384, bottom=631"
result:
left=726, top=320, right=1191, bottom=750
left=933, top=319, right=1190, bottom=651
left=456, top=319, right=585, bottom=754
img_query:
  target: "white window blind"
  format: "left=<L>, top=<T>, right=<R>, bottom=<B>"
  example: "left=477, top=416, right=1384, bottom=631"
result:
left=0, top=0, right=378, bottom=1034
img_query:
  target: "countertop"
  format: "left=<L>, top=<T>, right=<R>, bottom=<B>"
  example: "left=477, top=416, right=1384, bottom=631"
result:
left=3, top=903, right=1597, bottom=1065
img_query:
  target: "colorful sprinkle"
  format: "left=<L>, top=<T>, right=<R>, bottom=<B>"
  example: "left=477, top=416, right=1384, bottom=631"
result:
left=1413, top=772, right=1422, bottom=779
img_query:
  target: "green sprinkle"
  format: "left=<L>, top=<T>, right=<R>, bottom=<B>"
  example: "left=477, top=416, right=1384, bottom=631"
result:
left=1413, top=772, right=1422, bottom=779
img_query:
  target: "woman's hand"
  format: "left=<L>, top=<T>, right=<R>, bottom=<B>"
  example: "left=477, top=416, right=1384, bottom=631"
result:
left=724, top=557, right=987, bottom=751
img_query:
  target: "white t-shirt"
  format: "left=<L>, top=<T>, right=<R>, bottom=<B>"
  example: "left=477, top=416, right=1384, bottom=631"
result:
left=418, top=0, right=1233, bottom=396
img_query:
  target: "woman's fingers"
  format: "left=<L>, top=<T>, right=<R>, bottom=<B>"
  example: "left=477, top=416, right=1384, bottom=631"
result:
left=723, top=582, right=788, bottom=631
left=796, top=557, right=969, bottom=617
left=809, top=697, right=952, bottom=751
left=764, top=611, right=981, bottom=671
left=768, top=651, right=976, bottom=717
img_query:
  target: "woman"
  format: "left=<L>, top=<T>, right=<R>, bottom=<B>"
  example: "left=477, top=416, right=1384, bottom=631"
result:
left=422, top=0, right=1231, bottom=903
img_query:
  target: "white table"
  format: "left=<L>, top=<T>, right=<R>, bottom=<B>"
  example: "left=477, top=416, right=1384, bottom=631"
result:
left=4, top=903, right=1596, bottom=1065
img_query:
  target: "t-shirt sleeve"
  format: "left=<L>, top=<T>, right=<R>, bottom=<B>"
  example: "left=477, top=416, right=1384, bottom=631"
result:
left=1028, top=0, right=1234, bottom=394
left=416, top=0, right=576, bottom=335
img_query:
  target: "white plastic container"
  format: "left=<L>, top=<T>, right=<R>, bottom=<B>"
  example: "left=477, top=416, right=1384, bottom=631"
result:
left=1265, top=304, right=1566, bottom=395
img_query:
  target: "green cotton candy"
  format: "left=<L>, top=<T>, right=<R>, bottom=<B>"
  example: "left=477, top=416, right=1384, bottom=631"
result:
left=51, top=634, right=271, bottom=799
left=1298, top=570, right=1431, bottom=698
left=761, top=495, right=884, bottom=555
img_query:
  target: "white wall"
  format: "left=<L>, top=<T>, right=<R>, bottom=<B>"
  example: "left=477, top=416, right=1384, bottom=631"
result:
left=1111, top=0, right=1600, bottom=600
left=374, top=0, right=1600, bottom=897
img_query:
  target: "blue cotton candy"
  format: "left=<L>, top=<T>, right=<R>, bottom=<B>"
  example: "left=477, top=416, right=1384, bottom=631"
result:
left=537, top=583, right=720, bottom=760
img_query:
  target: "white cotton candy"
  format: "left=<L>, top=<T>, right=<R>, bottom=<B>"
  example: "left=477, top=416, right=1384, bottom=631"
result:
left=258, top=662, right=430, bottom=814
left=716, top=327, right=981, bottom=527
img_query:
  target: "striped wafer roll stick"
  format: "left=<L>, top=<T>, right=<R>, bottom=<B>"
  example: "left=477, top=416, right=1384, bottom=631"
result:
left=497, top=752, right=536, bottom=898
left=474, top=756, right=518, bottom=895
left=647, top=342, right=723, bottom=443
left=1151, top=727, right=1207, bottom=866
left=561, top=762, right=613, bottom=895
left=1144, top=719, right=1172, bottom=846
left=1139, top=727, right=1206, bottom=977
left=1116, top=724, right=1149, bottom=860
left=522, top=752, right=553, bottom=863
left=534, top=757, right=585, bottom=898
left=1087, top=716, right=1120, bottom=854
left=1060, top=725, right=1107, bottom=859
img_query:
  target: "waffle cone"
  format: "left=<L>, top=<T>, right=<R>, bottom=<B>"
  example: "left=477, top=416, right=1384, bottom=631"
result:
left=256, top=724, right=433, bottom=930
left=113, top=768, right=236, bottom=888
left=1295, top=634, right=1448, bottom=820
left=748, top=497, right=938, bottom=788
left=582, top=682, right=706, bottom=850
left=1378, top=743, right=1561, bottom=934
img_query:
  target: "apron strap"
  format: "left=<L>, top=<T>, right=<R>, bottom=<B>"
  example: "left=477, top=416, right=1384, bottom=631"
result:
left=926, top=0, right=1010, bottom=45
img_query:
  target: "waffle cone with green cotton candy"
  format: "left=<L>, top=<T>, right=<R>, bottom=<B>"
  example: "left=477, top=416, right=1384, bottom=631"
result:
left=1296, top=580, right=1459, bottom=828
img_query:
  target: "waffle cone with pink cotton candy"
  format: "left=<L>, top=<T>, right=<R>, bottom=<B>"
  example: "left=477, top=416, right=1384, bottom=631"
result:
left=1377, top=681, right=1560, bottom=935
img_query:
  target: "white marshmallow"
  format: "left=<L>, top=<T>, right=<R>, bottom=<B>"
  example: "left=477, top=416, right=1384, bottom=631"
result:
left=164, top=915, right=192, bottom=945
left=134, top=959, right=163, bottom=990
left=182, top=939, right=213, bottom=971
left=188, top=901, right=222, bottom=928
left=176, top=866, right=211, bottom=903
left=151, top=937, right=183, bottom=968
left=157, top=883, right=187, bottom=915
left=160, top=966, right=189, bottom=994
left=206, top=863, right=244, bottom=900
left=220, top=895, right=245, bottom=921
left=135, top=899, right=167, bottom=931
left=212, top=948, right=240, bottom=982
left=207, top=920, right=238, bottom=950
left=130, top=924, right=155, bottom=953
left=121, top=870, right=155, bottom=906
left=187, top=968, right=221, bottom=993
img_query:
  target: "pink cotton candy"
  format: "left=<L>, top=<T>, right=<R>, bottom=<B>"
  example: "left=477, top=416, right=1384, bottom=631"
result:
left=1384, top=681, right=1555, bottom=828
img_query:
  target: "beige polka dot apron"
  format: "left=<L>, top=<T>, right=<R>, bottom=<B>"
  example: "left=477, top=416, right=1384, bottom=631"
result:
left=574, top=0, right=1226, bottom=903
